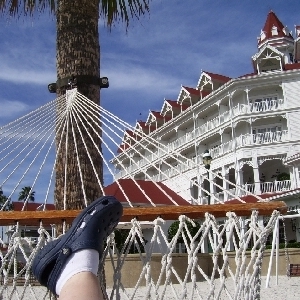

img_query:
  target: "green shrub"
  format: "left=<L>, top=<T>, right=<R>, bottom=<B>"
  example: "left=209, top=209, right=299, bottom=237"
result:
left=265, top=242, right=300, bottom=249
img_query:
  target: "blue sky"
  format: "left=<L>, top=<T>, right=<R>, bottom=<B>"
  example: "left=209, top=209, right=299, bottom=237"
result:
left=0, top=0, right=299, bottom=198
left=1, top=0, right=299, bottom=127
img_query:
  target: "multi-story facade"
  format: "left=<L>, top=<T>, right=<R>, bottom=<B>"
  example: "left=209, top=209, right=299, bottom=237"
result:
left=111, top=11, right=300, bottom=243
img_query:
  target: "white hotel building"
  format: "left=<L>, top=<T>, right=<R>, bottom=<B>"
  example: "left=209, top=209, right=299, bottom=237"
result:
left=111, top=11, right=300, bottom=242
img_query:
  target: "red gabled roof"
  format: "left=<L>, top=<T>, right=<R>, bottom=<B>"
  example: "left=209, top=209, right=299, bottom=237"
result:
left=136, top=121, right=156, bottom=132
left=239, top=72, right=257, bottom=78
left=148, top=111, right=172, bottom=122
left=203, top=71, right=232, bottom=83
left=150, top=111, right=164, bottom=119
left=166, top=100, right=189, bottom=111
left=124, top=130, right=136, bottom=138
left=12, top=201, right=55, bottom=211
left=117, top=143, right=130, bottom=153
left=165, top=100, right=181, bottom=108
left=104, top=179, right=191, bottom=206
left=183, top=86, right=200, bottom=96
left=225, top=188, right=300, bottom=204
left=284, top=63, right=300, bottom=71
left=259, top=11, right=293, bottom=46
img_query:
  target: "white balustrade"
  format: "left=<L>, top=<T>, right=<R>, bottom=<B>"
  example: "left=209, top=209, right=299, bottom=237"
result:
left=260, top=180, right=291, bottom=193
left=115, top=98, right=286, bottom=179
left=249, top=99, right=283, bottom=112
left=237, top=130, right=288, bottom=147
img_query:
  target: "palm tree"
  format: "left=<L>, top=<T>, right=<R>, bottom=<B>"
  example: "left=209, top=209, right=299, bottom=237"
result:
left=18, top=186, right=35, bottom=202
left=0, top=187, right=13, bottom=210
left=0, top=0, right=150, bottom=210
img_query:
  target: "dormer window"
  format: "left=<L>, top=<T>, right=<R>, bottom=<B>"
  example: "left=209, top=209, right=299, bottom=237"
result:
left=282, top=26, right=290, bottom=36
left=271, top=26, right=278, bottom=36
left=260, top=30, right=266, bottom=40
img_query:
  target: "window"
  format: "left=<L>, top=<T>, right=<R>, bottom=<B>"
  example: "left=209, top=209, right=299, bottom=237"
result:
left=175, top=243, right=187, bottom=253
left=271, top=26, right=278, bottom=36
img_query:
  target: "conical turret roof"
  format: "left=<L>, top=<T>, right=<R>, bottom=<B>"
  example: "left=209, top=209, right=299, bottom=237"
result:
left=258, top=11, right=293, bottom=47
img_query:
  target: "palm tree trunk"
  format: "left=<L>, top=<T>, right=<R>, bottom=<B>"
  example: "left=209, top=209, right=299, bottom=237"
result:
left=55, top=0, right=103, bottom=210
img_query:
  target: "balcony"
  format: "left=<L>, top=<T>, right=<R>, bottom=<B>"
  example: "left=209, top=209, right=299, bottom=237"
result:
left=210, top=180, right=291, bottom=203
left=236, top=130, right=288, bottom=148
left=114, top=99, right=285, bottom=179
left=260, top=180, right=291, bottom=193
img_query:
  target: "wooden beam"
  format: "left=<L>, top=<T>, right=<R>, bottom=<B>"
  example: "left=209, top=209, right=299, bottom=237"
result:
left=0, top=201, right=287, bottom=226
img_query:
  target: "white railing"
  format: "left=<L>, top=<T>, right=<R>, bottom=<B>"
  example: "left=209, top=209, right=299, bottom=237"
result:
left=261, top=180, right=291, bottom=193
left=237, top=130, right=288, bottom=147
left=219, top=110, right=231, bottom=123
left=114, top=99, right=286, bottom=179
left=249, top=99, right=284, bottom=112
left=242, top=183, right=255, bottom=194
left=232, top=103, right=248, bottom=116
left=231, top=99, right=284, bottom=116
left=210, top=140, right=234, bottom=158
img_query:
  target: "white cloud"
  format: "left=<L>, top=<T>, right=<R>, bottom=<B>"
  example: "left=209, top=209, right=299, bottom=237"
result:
left=0, top=65, right=55, bottom=85
left=0, top=99, right=29, bottom=118
left=103, top=63, right=180, bottom=94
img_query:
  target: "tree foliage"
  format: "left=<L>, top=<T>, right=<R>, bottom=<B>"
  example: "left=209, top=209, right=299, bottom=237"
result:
left=114, top=229, right=145, bottom=253
left=0, top=0, right=151, bottom=29
left=276, top=172, right=290, bottom=181
left=18, top=186, right=35, bottom=202
left=168, top=220, right=201, bottom=243
left=0, top=187, right=13, bottom=210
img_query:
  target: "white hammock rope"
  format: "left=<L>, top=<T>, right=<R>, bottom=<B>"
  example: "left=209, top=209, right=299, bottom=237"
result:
left=0, top=89, right=283, bottom=299
left=0, top=212, right=279, bottom=299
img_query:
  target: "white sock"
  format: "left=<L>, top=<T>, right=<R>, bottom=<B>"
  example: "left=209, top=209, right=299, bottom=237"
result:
left=55, top=249, right=99, bottom=295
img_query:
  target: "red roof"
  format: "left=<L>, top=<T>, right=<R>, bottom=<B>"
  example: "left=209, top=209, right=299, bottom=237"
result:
left=104, top=179, right=191, bottom=206
left=183, top=86, right=200, bottom=96
left=284, top=63, right=300, bottom=71
left=117, top=143, right=130, bottom=153
left=12, top=201, right=55, bottom=211
left=136, top=121, right=155, bottom=130
left=239, top=72, right=257, bottom=78
left=165, top=100, right=181, bottom=108
left=203, top=71, right=231, bottom=83
left=150, top=111, right=164, bottom=119
left=165, top=100, right=189, bottom=111
left=259, top=11, right=293, bottom=46
left=225, top=188, right=300, bottom=204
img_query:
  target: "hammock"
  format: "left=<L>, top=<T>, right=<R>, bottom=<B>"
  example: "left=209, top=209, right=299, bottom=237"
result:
left=0, top=89, right=286, bottom=299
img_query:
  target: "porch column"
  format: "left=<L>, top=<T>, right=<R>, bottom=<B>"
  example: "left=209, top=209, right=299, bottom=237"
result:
left=235, top=162, right=244, bottom=196
left=210, top=171, right=216, bottom=204
left=291, top=165, right=298, bottom=190
left=222, top=166, right=229, bottom=201
left=252, top=157, right=261, bottom=195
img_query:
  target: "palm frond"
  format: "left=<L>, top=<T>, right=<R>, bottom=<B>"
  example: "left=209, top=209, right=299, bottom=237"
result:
left=0, top=0, right=55, bottom=17
left=100, top=0, right=150, bottom=29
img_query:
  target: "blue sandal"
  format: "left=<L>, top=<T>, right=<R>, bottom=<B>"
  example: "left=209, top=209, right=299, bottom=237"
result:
left=32, top=196, right=123, bottom=294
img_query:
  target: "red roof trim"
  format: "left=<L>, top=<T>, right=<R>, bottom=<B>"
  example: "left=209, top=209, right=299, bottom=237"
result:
left=226, top=188, right=300, bottom=204
left=104, top=179, right=191, bottom=206
left=182, top=86, right=200, bottom=96
left=259, top=11, right=293, bottom=46
left=284, top=63, right=300, bottom=70
left=203, top=71, right=232, bottom=82
left=12, top=202, right=55, bottom=211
